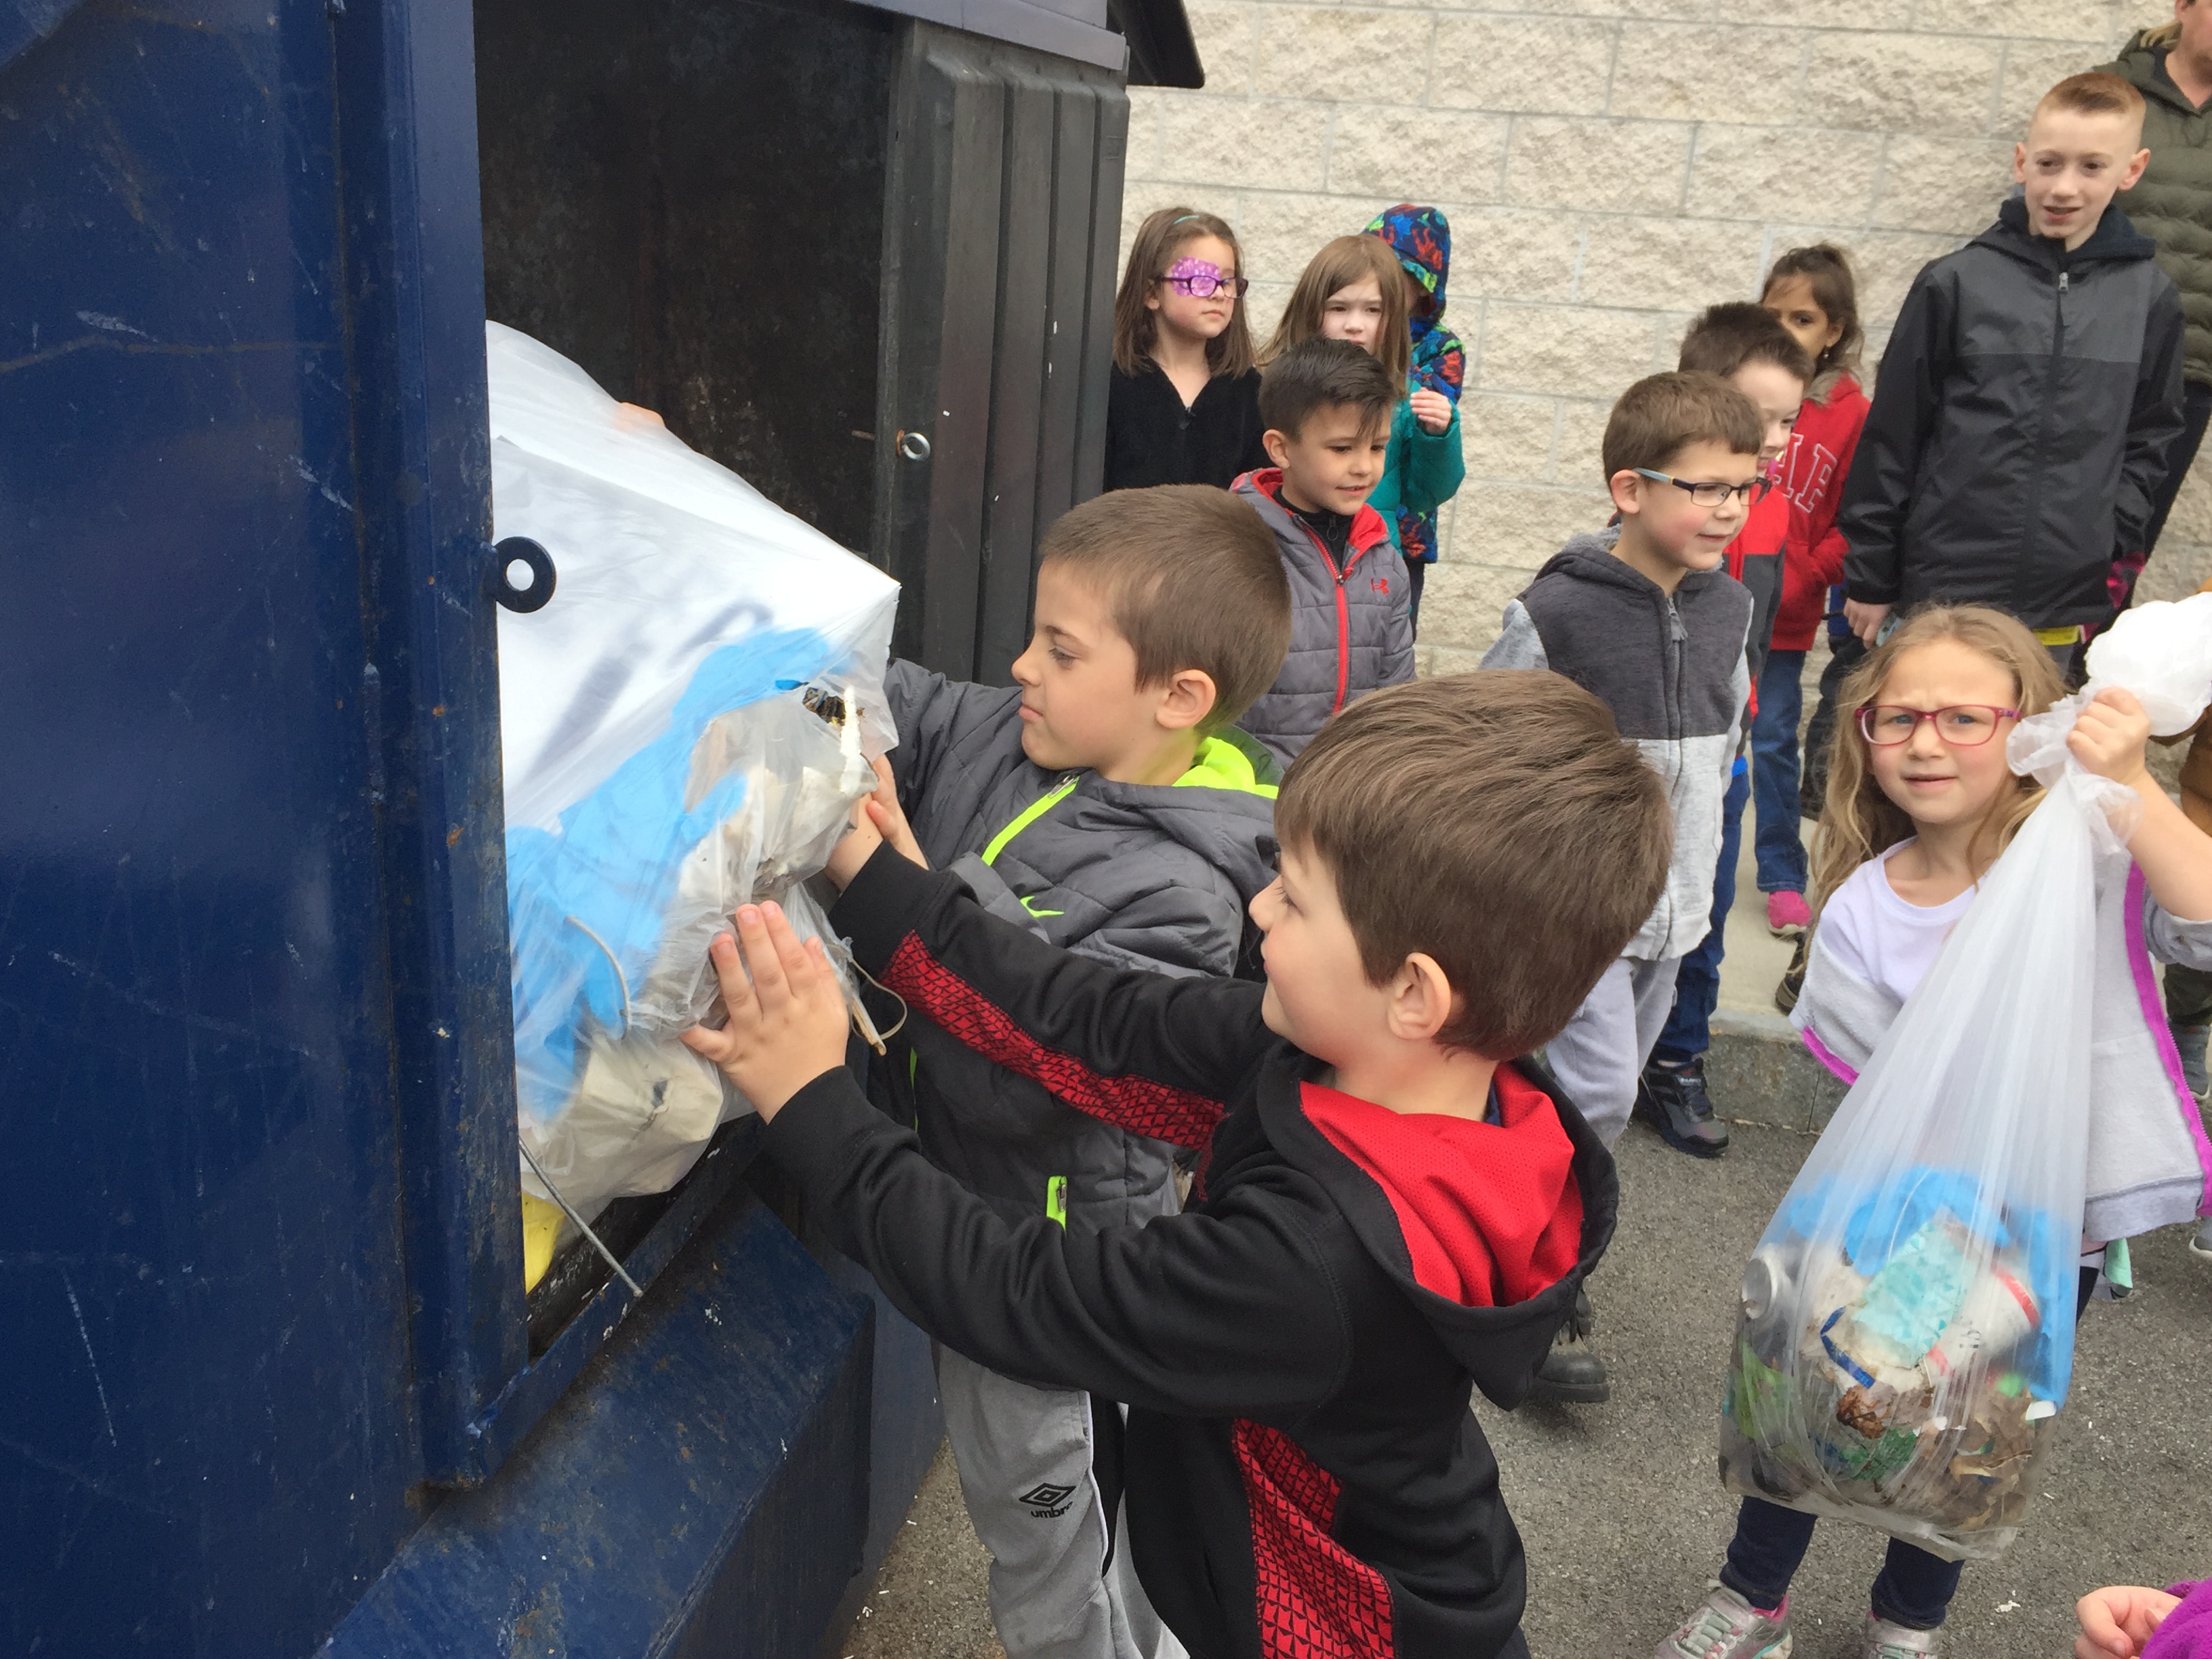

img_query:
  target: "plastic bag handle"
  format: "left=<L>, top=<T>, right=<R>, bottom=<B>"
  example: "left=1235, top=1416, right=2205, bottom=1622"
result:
left=490, top=536, right=558, bottom=614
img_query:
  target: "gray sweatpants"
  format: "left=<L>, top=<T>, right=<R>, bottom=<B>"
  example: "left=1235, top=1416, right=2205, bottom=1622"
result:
left=1541, top=954, right=1683, bottom=1149
left=938, top=1347, right=1158, bottom=1659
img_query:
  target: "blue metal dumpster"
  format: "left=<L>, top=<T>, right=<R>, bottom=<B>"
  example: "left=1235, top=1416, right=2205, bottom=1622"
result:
left=0, top=0, right=1194, bottom=1652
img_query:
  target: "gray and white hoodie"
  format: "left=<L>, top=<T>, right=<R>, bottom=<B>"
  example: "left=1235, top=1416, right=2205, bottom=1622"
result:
left=1479, top=529, right=1753, bottom=961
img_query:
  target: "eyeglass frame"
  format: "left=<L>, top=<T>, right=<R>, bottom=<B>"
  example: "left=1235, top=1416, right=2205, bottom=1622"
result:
left=1854, top=703, right=2022, bottom=747
left=1158, top=271, right=1250, bottom=298
left=1630, top=468, right=1772, bottom=508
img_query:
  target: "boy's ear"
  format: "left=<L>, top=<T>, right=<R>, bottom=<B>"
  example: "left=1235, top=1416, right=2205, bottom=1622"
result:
left=1387, top=952, right=1460, bottom=1045
left=1153, top=666, right=1220, bottom=734
left=1262, top=427, right=1293, bottom=468
left=2123, top=146, right=2151, bottom=191
left=1607, top=468, right=1647, bottom=518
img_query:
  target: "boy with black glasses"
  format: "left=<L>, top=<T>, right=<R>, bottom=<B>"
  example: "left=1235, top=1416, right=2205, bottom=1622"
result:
left=1481, top=371, right=1764, bottom=1399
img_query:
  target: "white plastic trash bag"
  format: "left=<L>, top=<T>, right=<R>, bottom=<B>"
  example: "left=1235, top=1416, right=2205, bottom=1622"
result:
left=1719, top=595, right=2212, bottom=1560
left=488, top=320, right=899, bottom=1222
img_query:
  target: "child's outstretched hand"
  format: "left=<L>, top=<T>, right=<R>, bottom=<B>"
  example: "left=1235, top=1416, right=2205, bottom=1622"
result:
left=2075, top=1584, right=2180, bottom=1657
left=678, top=903, right=851, bottom=1120
left=2070, top=687, right=2154, bottom=789
left=1409, top=387, right=1452, bottom=434
left=826, top=754, right=928, bottom=888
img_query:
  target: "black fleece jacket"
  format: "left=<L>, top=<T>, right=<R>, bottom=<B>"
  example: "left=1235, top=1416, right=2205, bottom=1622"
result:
left=1105, top=363, right=1271, bottom=491
left=763, top=847, right=1619, bottom=1659
left=1838, top=196, right=2186, bottom=630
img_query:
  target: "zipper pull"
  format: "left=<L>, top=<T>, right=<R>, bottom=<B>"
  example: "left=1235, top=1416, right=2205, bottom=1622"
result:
left=2060, top=270, right=2070, bottom=292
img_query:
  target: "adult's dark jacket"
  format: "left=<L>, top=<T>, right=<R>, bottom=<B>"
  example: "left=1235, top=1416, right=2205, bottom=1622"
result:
left=1837, top=197, right=2186, bottom=631
left=2102, top=31, right=2212, bottom=388
left=771, top=846, right=1619, bottom=1659
left=1105, top=363, right=1271, bottom=491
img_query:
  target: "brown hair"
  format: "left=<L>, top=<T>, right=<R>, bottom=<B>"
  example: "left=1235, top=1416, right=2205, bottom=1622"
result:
left=1113, top=207, right=1256, bottom=378
left=1678, top=301, right=1815, bottom=386
left=1038, top=485, right=1290, bottom=730
left=1599, top=371, right=1764, bottom=483
left=2036, top=70, right=2147, bottom=127
left=1275, top=672, right=1673, bottom=1059
left=1256, top=337, right=1399, bottom=443
left=1260, top=234, right=1412, bottom=386
left=1809, top=605, right=2068, bottom=914
left=1762, top=243, right=1864, bottom=382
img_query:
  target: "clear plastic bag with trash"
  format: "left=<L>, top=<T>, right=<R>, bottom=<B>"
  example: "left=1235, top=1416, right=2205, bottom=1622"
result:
left=1719, top=594, right=2212, bottom=1559
left=487, top=321, right=899, bottom=1282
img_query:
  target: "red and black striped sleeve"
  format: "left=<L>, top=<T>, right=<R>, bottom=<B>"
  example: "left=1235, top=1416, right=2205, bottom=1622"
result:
left=829, top=844, right=1270, bottom=1148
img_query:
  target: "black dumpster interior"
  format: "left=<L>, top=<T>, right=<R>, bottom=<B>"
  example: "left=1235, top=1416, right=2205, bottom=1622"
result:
left=474, top=0, right=891, bottom=555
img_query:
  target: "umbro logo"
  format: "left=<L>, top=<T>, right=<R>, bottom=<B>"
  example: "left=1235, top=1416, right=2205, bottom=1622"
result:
left=1018, top=1481, right=1077, bottom=1517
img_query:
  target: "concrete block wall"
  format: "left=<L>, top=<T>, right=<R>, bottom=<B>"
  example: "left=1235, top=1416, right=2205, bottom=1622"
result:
left=1120, top=1, right=2212, bottom=670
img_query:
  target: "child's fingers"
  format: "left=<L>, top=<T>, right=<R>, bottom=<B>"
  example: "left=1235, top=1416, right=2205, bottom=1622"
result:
left=758, top=902, right=827, bottom=997
left=2093, top=687, right=2146, bottom=718
left=732, top=905, right=792, bottom=1009
left=703, top=928, right=758, bottom=1018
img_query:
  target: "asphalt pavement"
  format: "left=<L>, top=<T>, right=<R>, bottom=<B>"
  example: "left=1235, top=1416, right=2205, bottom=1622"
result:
left=846, top=1112, right=2212, bottom=1659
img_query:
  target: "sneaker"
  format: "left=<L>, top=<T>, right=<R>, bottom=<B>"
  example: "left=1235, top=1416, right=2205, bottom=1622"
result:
left=1861, top=1613, right=1940, bottom=1657
left=1526, top=1288, right=1609, bottom=1404
left=1656, top=1584, right=1792, bottom=1658
left=2175, top=1022, right=2210, bottom=1099
left=1774, top=935, right=1809, bottom=1015
left=1636, top=1056, right=1731, bottom=1158
left=1765, top=891, right=1812, bottom=938
left=2190, top=1216, right=2212, bottom=1260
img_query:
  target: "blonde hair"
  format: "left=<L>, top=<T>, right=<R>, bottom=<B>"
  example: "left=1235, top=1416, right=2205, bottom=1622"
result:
left=2144, top=19, right=2183, bottom=48
left=1112, top=207, right=1256, bottom=377
left=1260, top=235, right=1411, bottom=386
left=1809, top=606, right=2068, bottom=914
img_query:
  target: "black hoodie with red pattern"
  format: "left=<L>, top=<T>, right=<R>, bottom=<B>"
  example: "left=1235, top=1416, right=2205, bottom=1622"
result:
left=761, top=847, right=1617, bottom=1659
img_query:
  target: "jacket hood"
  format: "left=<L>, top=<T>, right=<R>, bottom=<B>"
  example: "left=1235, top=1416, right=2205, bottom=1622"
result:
left=1255, top=1050, right=1618, bottom=1406
left=1070, top=731, right=1281, bottom=903
left=1531, top=527, right=1656, bottom=595
left=1232, top=468, right=1391, bottom=554
left=1982, top=194, right=2160, bottom=268
left=2108, top=30, right=2200, bottom=115
left=1366, top=203, right=1452, bottom=344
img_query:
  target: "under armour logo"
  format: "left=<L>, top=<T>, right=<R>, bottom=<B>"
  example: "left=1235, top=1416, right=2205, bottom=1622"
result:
left=1019, top=1481, right=1077, bottom=1517
left=1371, top=577, right=1390, bottom=592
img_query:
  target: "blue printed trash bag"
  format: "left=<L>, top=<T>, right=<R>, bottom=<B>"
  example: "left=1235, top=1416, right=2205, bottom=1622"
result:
left=1720, top=597, right=2212, bottom=1560
left=489, top=321, right=899, bottom=1221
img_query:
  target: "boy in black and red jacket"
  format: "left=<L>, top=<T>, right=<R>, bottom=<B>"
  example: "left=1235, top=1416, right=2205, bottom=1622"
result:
left=683, top=672, right=1673, bottom=1659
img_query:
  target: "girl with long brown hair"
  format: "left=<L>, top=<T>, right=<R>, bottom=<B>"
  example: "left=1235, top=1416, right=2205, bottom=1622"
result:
left=1262, top=234, right=1463, bottom=632
left=1659, top=602, right=2212, bottom=1659
left=1103, top=207, right=1267, bottom=491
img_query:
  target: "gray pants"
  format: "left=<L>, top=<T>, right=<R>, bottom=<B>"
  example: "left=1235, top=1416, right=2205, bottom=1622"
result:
left=938, top=1347, right=1157, bottom=1659
left=1541, top=954, right=1683, bottom=1149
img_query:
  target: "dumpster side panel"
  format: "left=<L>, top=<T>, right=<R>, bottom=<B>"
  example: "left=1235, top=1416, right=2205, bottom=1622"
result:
left=0, top=5, right=429, bottom=1654
left=325, top=1193, right=874, bottom=1659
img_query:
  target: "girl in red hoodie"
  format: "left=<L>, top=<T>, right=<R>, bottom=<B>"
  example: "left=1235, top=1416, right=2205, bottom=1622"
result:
left=1755, top=246, right=1868, bottom=993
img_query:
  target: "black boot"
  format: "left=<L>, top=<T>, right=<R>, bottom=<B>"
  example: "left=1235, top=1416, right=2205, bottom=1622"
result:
left=1527, top=1288, right=1609, bottom=1404
left=1774, top=934, right=1809, bottom=1015
left=1635, top=1054, right=1730, bottom=1158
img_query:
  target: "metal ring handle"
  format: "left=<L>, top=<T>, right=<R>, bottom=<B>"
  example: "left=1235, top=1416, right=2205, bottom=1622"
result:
left=897, top=430, right=932, bottom=462
left=491, top=536, right=557, bottom=613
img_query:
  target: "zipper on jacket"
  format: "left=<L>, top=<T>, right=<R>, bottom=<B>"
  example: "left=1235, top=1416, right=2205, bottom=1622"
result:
left=2020, top=264, right=2069, bottom=613
left=1294, top=520, right=1360, bottom=713
left=981, top=773, right=1080, bottom=866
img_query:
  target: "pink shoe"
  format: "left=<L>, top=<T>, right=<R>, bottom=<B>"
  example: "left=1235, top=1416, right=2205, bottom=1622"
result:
left=1765, top=891, right=1811, bottom=937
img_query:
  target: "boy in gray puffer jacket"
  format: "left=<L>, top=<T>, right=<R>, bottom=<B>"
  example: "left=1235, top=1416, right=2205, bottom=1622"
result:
left=1233, top=337, right=1414, bottom=766
left=876, top=484, right=1290, bottom=1659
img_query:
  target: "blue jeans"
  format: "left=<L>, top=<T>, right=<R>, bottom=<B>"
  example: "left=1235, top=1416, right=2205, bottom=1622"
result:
left=1722, top=1498, right=1962, bottom=1630
left=1751, top=649, right=1808, bottom=895
left=1653, top=762, right=1748, bottom=1065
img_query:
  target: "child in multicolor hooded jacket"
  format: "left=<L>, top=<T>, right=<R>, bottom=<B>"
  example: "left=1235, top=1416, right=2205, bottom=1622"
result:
left=1364, top=205, right=1467, bottom=630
